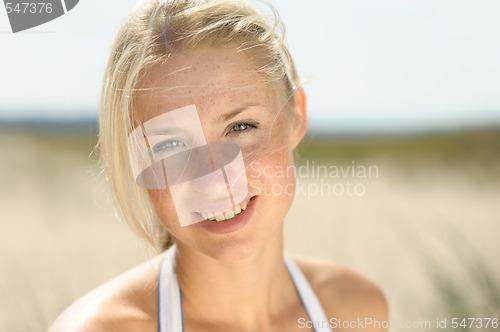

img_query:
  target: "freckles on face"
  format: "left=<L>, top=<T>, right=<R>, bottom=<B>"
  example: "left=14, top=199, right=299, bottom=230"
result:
left=245, top=112, right=296, bottom=202
left=135, top=49, right=277, bottom=125
left=133, top=48, right=297, bottom=248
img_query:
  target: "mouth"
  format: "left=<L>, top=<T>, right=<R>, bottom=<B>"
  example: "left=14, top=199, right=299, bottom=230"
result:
left=196, top=196, right=257, bottom=235
left=196, top=197, right=252, bottom=222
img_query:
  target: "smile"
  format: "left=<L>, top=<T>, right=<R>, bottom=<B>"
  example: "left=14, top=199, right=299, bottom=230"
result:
left=197, top=197, right=251, bottom=222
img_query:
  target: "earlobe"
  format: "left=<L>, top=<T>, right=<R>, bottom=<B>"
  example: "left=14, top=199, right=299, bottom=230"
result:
left=291, top=88, right=308, bottom=149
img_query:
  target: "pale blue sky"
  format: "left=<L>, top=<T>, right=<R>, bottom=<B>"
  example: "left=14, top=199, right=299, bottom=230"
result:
left=1, top=0, right=499, bottom=132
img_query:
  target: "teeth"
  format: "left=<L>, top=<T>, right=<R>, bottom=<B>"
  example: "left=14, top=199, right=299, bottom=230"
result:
left=198, top=198, right=252, bottom=222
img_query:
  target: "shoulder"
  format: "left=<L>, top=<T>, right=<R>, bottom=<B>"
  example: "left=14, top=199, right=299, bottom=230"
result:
left=290, top=254, right=389, bottom=331
left=47, top=252, right=166, bottom=332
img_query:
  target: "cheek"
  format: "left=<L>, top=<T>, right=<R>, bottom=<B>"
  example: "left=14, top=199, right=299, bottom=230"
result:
left=147, top=188, right=199, bottom=244
left=243, top=115, right=297, bottom=196
left=147, top=189, right=178, bottom=227
left=245, top=141, right=296, bottom=199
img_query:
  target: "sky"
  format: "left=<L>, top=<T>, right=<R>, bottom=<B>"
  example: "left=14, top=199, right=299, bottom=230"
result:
left=1, top=0, right=500, bottom=133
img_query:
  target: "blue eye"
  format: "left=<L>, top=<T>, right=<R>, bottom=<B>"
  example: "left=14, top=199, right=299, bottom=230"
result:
left=230, top=122, right=258, bottom=133
left=152, top=139, right=186, bottom=154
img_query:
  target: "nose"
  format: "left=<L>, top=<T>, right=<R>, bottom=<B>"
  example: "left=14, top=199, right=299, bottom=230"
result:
left=166, top=142, right=248, bottom=209
left=209, top=142, right=248, bottom=205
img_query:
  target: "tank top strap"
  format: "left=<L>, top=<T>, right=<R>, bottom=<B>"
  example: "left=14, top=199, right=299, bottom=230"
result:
left=158, top=244, right=183, bottom=332
left=284, top=254, right=333, bottom=332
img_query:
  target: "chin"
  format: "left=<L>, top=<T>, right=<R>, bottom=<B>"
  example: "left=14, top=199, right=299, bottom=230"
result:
left=172, top=189, right=291, bottom=261
left=197, top=221, right=283, bottom=262
left=208, top=241, right=260, bottom=261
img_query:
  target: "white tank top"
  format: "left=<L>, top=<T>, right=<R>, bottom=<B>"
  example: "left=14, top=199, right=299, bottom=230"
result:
left=157, top=245, right=333, bottom=332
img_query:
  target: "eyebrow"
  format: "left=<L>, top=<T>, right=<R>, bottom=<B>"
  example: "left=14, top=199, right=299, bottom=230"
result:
left=218, top=104, right=261, bottom=122
left=147, top=127, right=184, bottom=136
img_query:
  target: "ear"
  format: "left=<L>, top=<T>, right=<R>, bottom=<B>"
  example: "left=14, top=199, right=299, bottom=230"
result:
left=290, top=88, right=308, bottom=149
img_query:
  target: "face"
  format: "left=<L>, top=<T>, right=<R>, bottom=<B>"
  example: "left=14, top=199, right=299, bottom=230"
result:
left=133, top=48, right=307, bottom=260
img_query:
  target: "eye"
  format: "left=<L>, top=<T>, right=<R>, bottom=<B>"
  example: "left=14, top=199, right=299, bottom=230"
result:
left=152, top=139, right=186, bottom=154
left=229, top=121, right=259, bottom=134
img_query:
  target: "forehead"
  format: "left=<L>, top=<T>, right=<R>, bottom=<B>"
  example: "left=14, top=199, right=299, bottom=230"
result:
left=134, top=48, right=276, bottom=121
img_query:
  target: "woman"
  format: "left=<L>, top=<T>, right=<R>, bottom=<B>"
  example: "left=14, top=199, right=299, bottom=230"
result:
left=49, top=0, right=388, bottom=331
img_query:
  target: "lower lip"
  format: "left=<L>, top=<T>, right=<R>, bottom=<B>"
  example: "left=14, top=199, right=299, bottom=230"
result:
left=197, top=196, right=257, bottom=235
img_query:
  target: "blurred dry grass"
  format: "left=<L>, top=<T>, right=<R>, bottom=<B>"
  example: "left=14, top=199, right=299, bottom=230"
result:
left=297, top=127, right=500, bottom=182
left=0, top=124, right=499, bottom=331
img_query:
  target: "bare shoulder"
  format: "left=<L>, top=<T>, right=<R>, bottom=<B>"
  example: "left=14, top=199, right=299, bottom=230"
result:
left=290, top=254, right=389, bottom=330
left=47, top=252, right=166, bottom=332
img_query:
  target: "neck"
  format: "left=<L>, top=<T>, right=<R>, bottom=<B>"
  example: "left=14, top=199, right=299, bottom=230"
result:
left=174, top=228, right=298, bottom=330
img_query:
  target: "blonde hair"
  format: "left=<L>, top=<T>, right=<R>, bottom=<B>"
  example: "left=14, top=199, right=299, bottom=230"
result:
left=99, top=0, right=301, bottom=251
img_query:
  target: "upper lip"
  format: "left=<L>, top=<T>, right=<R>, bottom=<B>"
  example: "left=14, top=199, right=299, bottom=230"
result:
left=194, top=196, right=255, bottom=214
